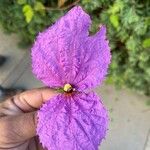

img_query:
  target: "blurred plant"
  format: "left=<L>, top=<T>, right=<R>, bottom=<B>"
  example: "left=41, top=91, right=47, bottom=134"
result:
left=0, top=0, right=149, bottom=95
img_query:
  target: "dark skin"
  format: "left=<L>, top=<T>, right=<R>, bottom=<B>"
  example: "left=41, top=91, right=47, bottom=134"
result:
left=0, top=87, right=58, bottom=150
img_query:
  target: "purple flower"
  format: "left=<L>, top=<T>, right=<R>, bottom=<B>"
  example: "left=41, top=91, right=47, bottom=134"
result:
left=32, top=6, right=111, bottom=150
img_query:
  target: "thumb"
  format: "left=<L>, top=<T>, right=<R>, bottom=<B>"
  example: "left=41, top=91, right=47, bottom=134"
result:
left=0, top=87, right=58, bottom=145
left=0, top=111, right=37, bottom=144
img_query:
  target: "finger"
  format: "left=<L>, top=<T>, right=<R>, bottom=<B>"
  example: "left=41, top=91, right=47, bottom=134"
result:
left=0, top=111, right=37, bottom=144
left=0, top=87, right=58, bottom=113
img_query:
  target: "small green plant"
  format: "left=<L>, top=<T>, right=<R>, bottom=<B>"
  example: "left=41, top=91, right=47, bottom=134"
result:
left=0, top=0, right=149, bottom=95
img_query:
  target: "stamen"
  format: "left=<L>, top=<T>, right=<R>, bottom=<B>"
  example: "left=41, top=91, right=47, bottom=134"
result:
left=63, top=83, right=74, bottom=93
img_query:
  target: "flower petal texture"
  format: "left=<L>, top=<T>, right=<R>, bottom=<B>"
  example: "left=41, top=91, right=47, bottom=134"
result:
left=37, top=92, right=108, bottom=150
left=31, top=6, right=111, bottom=90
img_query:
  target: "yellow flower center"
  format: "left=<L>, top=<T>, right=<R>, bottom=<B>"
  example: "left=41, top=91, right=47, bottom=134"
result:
left=63, top=83, right=74, bottom=93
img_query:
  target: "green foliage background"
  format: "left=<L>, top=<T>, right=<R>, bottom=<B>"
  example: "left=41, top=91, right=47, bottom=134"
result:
left=0, top=0, right=150, bottom=95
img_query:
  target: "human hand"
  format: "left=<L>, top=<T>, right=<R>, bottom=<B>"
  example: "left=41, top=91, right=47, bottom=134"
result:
left=0, top=87, right=58, bottom=150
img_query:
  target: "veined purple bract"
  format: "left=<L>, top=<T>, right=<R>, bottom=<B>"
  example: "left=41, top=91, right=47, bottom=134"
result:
left=32, top=6, right=111, bottom=150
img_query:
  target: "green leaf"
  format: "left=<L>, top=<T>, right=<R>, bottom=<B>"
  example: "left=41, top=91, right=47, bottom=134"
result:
left=145, top=17, right=150, bottom=26
left=126, top=36, right=137, bottom=51
left=110, top=14, right=119, bottom=28
left=108, top=0, right=124, bottom=14
left=81, top=0, right=103, bottom=12
left=82, top=0, right=91, bottom=3
left=17, top=0, right=26, bottom=5
left=139, top=52, right=149, bottom=62
left=133, top=21, right=147, bottom=36
left=106, top=76, right=114, bottom=84
left=142, top=38, right=150, bottom=48
left=146, top=68, right=150, bottom=77
left=34, top=2, right=45, bottom=15
left=122, top=8, right=139, bottom=26
left=34, top=2, right=45, bottom=11
left=23, top=5, right=34, bottom=23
